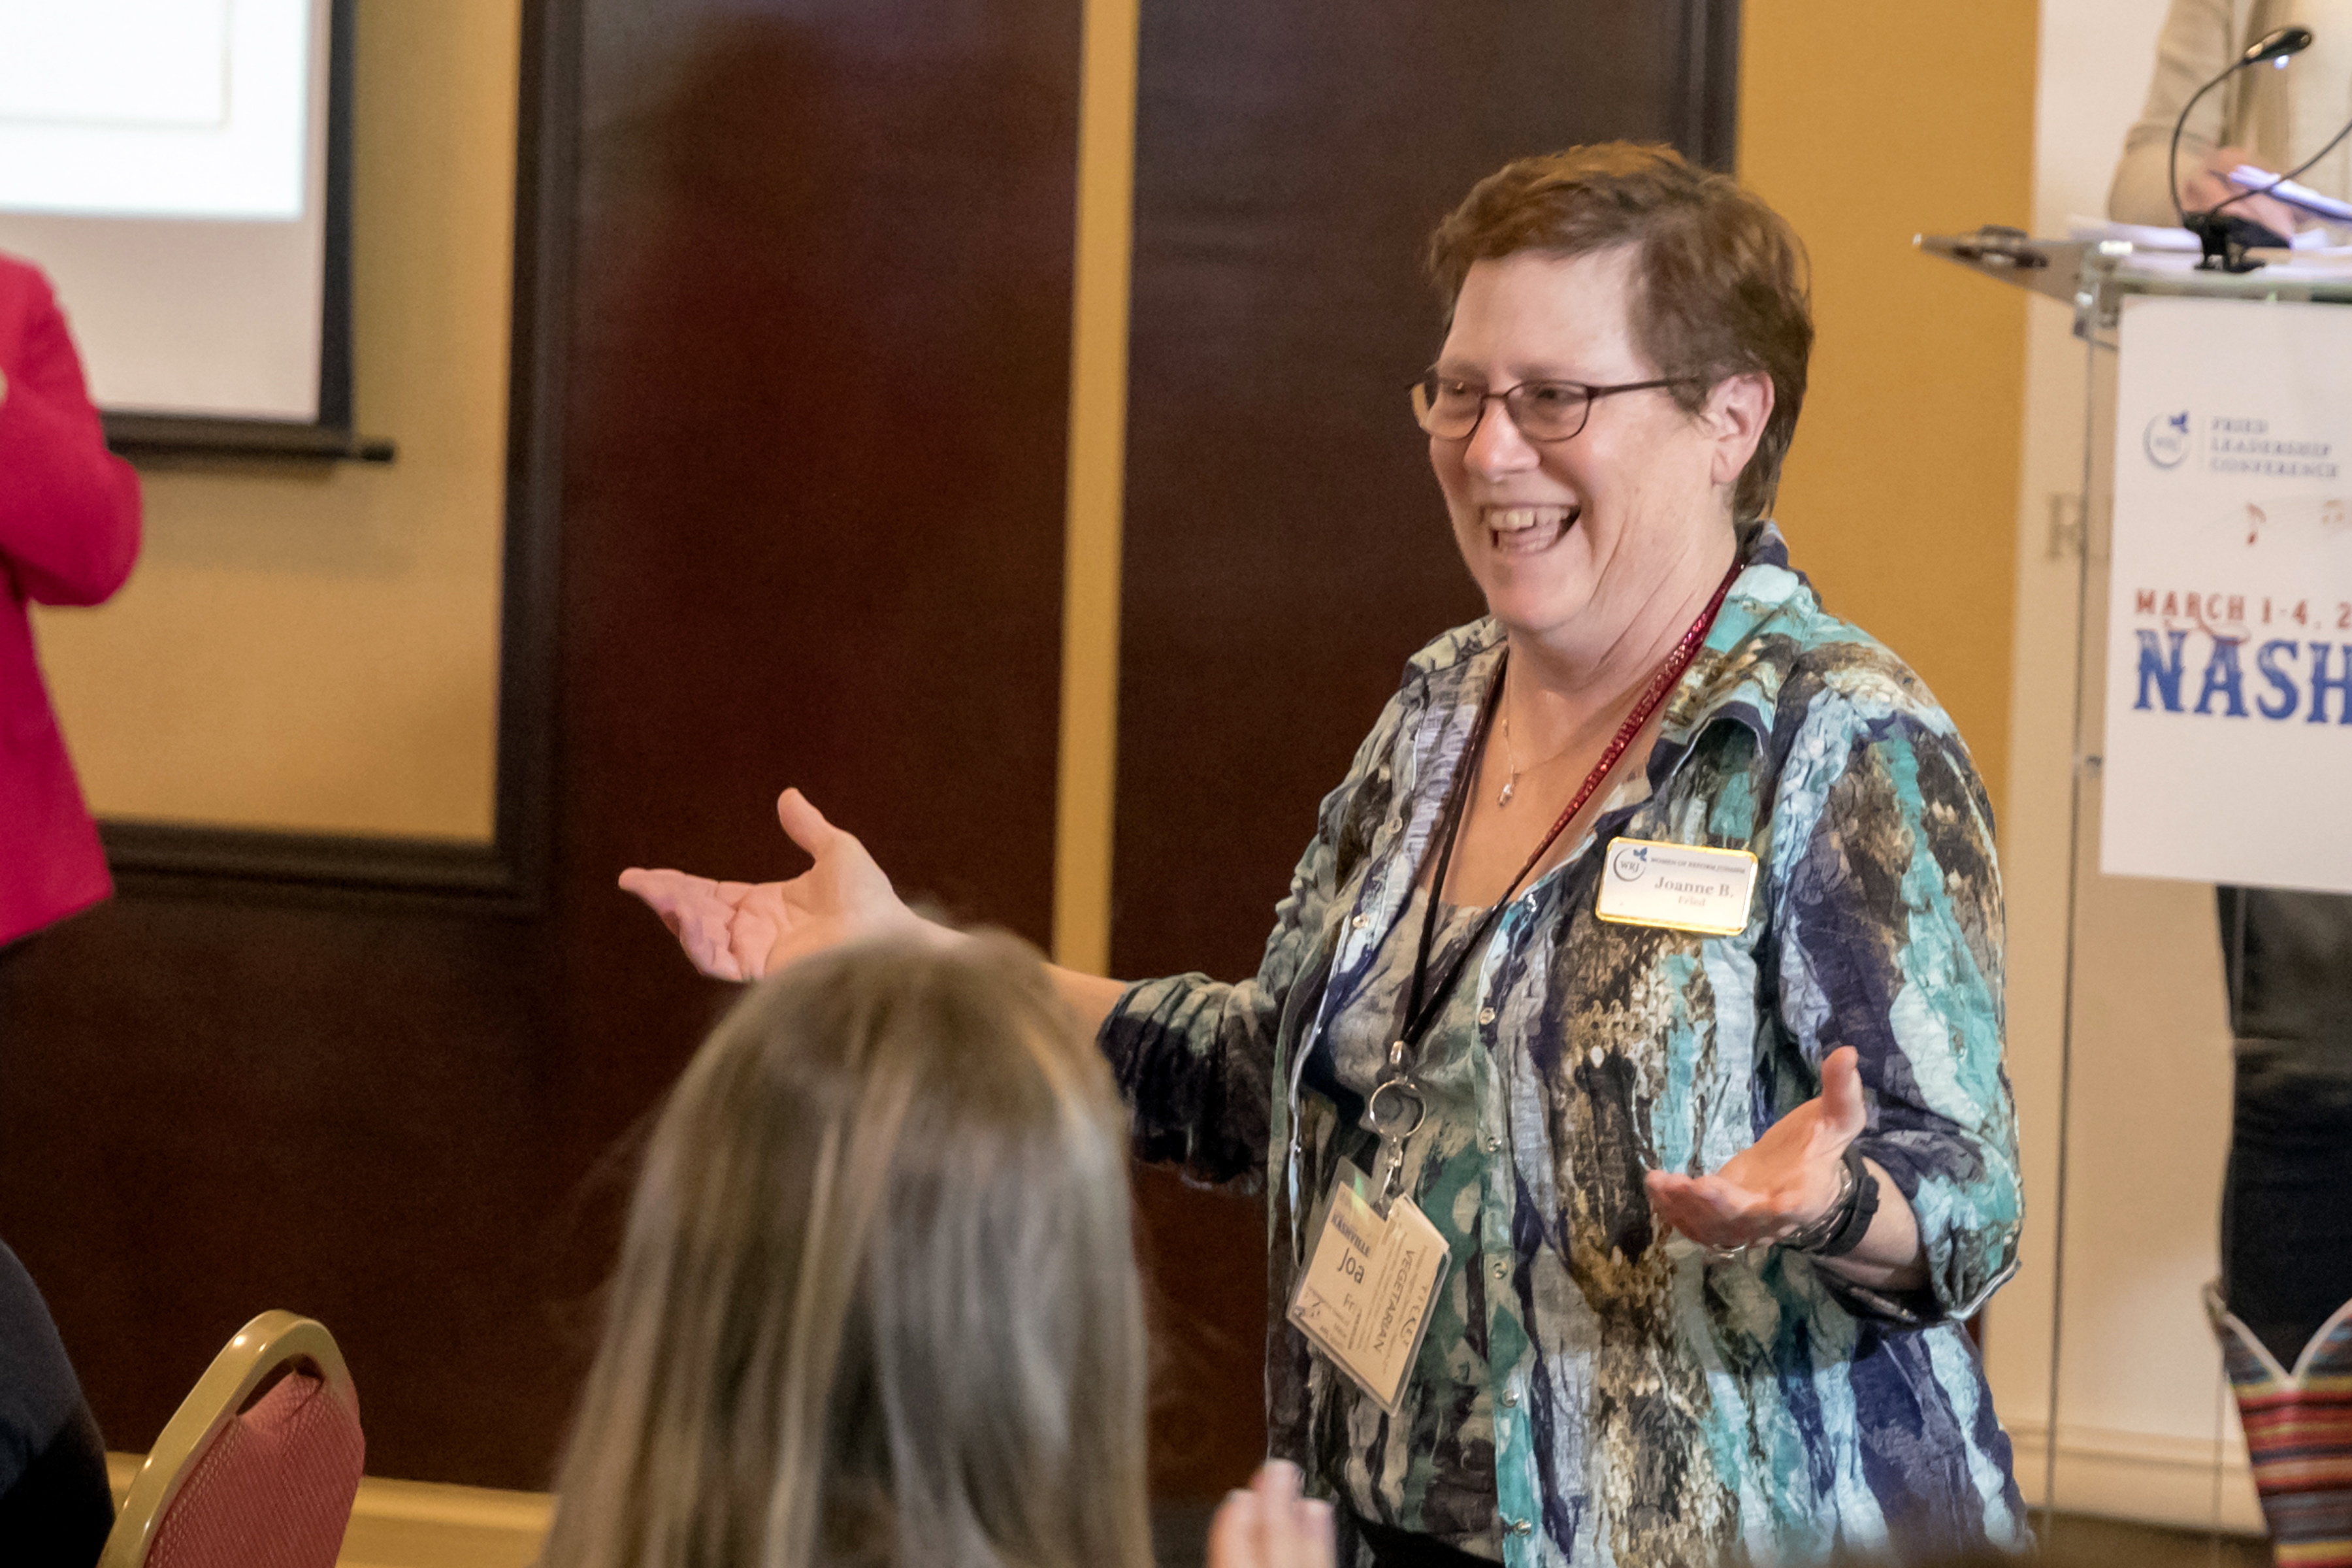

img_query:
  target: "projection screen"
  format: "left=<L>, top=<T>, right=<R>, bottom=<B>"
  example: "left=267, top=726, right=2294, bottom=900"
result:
left=0, top=0, right=348, bottom=429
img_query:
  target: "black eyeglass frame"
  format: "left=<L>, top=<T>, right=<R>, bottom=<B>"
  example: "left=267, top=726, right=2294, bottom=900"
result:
left=1409, top=372, right=1701, bottom=443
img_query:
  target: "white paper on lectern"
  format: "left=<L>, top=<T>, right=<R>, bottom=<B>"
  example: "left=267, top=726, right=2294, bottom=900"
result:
left=2104, top=297, right=2352, bottom=894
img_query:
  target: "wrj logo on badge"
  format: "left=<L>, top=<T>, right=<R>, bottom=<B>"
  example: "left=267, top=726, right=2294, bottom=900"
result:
left=1593, top=837, right=1756, bottom=936
left=2107, top=296, right=2352, bottom=894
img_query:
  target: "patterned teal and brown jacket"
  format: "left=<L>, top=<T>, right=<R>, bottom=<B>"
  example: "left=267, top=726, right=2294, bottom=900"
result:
left=1101, top=522, right=2027, bottom=1567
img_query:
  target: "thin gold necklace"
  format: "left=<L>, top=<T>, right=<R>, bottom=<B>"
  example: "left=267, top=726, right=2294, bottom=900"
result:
left=1496, top=680, right=1590, bottom=807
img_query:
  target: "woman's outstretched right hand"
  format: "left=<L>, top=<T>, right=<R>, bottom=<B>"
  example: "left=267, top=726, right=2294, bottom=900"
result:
left=618, top=789, right=933, bottom=982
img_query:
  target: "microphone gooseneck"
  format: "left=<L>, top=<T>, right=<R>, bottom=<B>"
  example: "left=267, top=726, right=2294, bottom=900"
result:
left=2168, top=26, right=2318, bottom=269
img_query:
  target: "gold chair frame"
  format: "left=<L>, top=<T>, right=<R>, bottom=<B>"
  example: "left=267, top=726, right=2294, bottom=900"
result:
left=99, top=1310, right=360, bottom=1568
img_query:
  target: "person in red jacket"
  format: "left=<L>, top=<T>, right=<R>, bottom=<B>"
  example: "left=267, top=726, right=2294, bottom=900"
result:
left=0, top=253, right=141, bottom=958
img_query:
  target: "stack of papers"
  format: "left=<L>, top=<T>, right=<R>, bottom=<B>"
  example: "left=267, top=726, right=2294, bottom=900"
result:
left=2226, top=166, right=2352, bottom=223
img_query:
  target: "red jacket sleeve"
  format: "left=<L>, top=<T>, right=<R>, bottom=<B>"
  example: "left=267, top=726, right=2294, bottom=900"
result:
left=0, top=261, right=141, bottom=608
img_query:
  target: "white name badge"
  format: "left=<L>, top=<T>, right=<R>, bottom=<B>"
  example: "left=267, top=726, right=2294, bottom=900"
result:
left=1286, top=1164, right=1449, bottom=1415
left=1594, top=836, right=1757, bottom=936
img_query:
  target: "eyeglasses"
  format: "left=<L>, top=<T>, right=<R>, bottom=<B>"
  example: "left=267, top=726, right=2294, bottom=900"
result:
left=1409, top=371, right=1695, bottom=443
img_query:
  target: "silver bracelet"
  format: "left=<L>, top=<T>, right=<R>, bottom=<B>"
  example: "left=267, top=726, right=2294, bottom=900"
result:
left=1778, top=1147, right=1861, bottom=1254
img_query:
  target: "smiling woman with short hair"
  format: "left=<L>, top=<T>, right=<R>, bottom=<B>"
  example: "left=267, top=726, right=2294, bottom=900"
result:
left=625, top=142, right=2027, bottom=1568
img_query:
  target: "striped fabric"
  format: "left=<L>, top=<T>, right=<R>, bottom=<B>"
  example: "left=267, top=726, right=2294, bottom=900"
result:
left=2210, top=1282, right=2352, bottom=1565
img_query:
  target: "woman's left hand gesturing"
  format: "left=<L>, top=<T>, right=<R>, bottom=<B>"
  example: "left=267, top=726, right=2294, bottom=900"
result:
left=1643, top=1045, right=1866, bottom=1253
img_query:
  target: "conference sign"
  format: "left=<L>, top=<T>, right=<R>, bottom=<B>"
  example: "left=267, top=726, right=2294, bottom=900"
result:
left=2104, top=297, right=2352, bottom=894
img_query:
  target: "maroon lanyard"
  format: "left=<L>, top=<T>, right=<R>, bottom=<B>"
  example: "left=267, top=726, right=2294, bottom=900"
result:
left=1388, top=559, right=1743, bottom=1075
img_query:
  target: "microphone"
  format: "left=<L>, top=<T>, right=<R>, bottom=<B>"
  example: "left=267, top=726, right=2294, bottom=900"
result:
left=2241, top=25, right=2315, bottom=65
left=2169, top=25, right=2316, bottom=270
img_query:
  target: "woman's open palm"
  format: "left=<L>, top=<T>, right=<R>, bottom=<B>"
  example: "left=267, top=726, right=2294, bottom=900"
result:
left=1643, top=1045, right=1867, bottom=1251
left=618, top=789, right=923, bottom=981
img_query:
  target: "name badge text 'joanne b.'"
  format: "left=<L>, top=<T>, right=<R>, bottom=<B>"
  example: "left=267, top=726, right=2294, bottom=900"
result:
left=1593, top=837, right=1756, bottom=936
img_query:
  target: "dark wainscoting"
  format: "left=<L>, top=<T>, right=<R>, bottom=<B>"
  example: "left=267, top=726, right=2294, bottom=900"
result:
left=0, top=0, right=1079, bottom=1492
left=1109, top=0, right=1742, bottom=1490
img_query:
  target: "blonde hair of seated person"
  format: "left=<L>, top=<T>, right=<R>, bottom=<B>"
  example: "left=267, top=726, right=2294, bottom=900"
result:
left=540, top=935, right=1153, bottom=1568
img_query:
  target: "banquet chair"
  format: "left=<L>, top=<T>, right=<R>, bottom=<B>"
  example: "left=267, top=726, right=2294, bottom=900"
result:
left=99, top=1311, right=365, bottom=1568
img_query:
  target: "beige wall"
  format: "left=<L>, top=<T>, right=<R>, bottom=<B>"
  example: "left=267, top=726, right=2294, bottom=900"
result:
left=31, top=0, right=521, bottom=842
left=1738, top=0, right=2036, bottom=821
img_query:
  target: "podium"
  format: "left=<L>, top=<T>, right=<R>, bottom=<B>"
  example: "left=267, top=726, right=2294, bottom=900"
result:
left=1922, top=229, right=2352, bottom=1553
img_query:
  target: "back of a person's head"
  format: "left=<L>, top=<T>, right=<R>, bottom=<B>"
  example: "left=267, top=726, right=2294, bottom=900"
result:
left=542, top=935, right=1152, bottom=1568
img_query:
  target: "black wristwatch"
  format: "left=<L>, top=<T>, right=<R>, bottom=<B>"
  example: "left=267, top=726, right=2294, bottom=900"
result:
left=1781, top=1144, right=1880, bottom=1258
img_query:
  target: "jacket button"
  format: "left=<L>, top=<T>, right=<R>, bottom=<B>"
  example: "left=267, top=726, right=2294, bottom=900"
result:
left=1350, top=914, right=1367, bottom=930
left=1509, top=1519, right=1533, bottom=1537
left=1478, top=1007, right=1495, bottom=1026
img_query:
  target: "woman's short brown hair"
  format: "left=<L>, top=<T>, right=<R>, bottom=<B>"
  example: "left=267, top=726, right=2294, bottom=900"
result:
left=1428, top=142, right=1812, bottom=523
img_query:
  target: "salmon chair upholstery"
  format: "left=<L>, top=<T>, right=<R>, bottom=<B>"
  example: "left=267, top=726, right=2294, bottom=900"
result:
left=99, top=1311, right=364, bottom=1568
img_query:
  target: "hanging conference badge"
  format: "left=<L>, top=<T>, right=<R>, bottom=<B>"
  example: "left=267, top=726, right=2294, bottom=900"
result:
left=1593, top=837, right=1757, bottom=936
left=1286, top=1163, right=1449, bottom=1414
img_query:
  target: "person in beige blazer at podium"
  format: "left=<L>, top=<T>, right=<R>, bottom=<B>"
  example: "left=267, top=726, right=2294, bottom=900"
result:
left=2111, top=0, right=2352, bottom=238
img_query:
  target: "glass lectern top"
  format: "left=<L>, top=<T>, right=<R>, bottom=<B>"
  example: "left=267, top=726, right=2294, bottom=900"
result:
left=1918, top=227, right=2352, bottom=331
